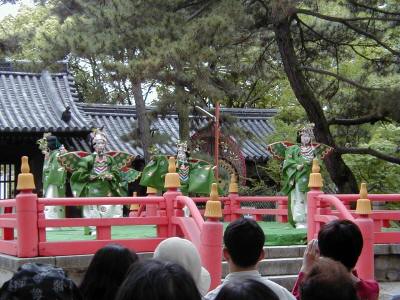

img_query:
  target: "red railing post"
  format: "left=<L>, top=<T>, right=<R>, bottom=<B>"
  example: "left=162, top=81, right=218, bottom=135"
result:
left=307, top=159, right=324, bottom=242
left=129, top=192, right=140, bottom=217
left=226, top=174, right=239, bottom=222
left=354, top=183, right=374, bottom=280
left=200, top=183, right=223, bottom=290
left=15, top=156, right=38, bottom=257
left=146, top=187, right=158, bottom=217
left=3, top=206, right=14, bottom=240
left=276, top=198, right=288, bottom=223
left=157, top=198, right=168, bottom=238
left=163, top=157, right=182, bottom=237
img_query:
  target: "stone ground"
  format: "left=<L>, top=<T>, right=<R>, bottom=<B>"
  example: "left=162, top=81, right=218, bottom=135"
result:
left=380, top=282, right=400, bottom=300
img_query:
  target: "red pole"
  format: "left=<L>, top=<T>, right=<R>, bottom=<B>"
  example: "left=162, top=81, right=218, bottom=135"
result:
left=307, top=159, right=324, bottom=241
left=354, top=216, right=374, bottom=280
left=16, top=190, right=38, bottom=257
left=214, top=102, right=220, bottom=181
left=200, top=219, right=223, bottom=289
left=15, top=156, right=38, bottom=258
left=307, top=188, right=322, bottom=241
left=201, top=184, right=223, bottom=290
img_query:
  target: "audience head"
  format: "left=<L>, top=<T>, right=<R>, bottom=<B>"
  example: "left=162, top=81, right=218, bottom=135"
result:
left=215, top=278, right=279, bottom=300
left=223, top=217, right=265, bottom=268
left=318, top=220, right=363, bottom=270
left=115, top=259, right=201, bottom=300
left=79, top=244, right=138, bottom=300
left=0, top=263, right=82, bottom=300
left=300, top=258, right=358, bottom=300
left=153, top=237, right=210, bottom=295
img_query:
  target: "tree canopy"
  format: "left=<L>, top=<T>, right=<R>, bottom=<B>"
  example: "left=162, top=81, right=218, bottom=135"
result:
left=2, top=0, right=400, bottom=192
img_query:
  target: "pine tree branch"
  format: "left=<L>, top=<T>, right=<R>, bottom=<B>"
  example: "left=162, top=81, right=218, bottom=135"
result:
left=296, top=17, right=355, bottom=47
left=336, top=147, right=400, bottom=164
left=175, top=0, right=210, bottom=11
left=349, top=45, right=388, bottom=63
left=301, top=66, right=385, bottom=91
left=347, top=0, right=400, bottom=16
left=143, top=81, right=156, bottom=104
left=296, top=8, right=400, bottom=22
left=187, top=1, right=213, bottom=21
left=295, top=9, right=400, bottom=56
left=328, top=114, right=389, bottom=125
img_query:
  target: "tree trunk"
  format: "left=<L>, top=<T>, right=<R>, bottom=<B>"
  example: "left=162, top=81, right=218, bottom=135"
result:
left=176, top=87, right=190, bottom=143
left=131, top=80, right=151, bottom=163
left=273, top=18, right=358, bottom=193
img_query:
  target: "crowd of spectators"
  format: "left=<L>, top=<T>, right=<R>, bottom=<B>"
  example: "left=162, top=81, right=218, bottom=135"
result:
left=0, top=218, right=379, bottom=300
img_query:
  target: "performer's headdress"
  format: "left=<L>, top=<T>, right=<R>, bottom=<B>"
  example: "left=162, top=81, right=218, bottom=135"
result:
left=91, top=128, right=107, bottom=145
left=176, top=140, right=188, bottom=153
left=299, top=123, right=315, bottom=140
left=36, top=132, right=52, bottom=152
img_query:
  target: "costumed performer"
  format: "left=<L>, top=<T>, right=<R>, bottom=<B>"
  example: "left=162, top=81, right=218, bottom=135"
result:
left=58, top=128, right=139, bottom=225
left=37, top=133, right=67, bottom=220
left=267, top=123, right=333, bottom=228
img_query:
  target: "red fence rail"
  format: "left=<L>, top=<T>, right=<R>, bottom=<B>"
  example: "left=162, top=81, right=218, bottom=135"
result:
left=2, top=156, right=400, bottom=285
left=0, top=156, right=225, bottom=290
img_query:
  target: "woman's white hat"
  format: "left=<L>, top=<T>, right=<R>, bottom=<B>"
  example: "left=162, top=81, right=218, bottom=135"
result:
left=153, top=237, right=211, bottom=295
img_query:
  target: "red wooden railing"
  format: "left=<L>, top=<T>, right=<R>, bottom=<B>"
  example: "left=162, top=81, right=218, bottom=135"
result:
left=191, top=195, right=289, bottom=222
left=2, top=157, right=400, bottom=285
left=0, top=156, right=224, bottom=290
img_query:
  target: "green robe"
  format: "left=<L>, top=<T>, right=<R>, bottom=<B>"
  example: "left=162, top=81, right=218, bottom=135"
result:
left=70, top=154, right=125, bottom=198
left=43, top=150, right=66, bottom=197
left=139, top=155, right=216, bottom=195
left=281, top=145, right=313, bottom=227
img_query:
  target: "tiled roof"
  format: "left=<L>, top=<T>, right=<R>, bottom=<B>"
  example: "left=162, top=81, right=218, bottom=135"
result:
left=78, top=103, right=276, bottom=160
left=0, top=70, right=92, bottom=132
left=0, top=67, right=276, bottom=160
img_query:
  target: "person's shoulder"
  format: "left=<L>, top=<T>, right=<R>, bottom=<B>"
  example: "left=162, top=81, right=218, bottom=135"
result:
left=203, top=284, right=223, bottom=300
left=356, top=278, right=379, bottom=300
left=258, top=278, right=296, bottom=300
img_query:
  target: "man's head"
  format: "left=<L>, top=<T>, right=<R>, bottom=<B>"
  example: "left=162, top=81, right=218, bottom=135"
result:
left=300, top=258, right=358, bottom=300
left=223, top=217, right=265, bottom=269
left=318, top=220, right=363, bottom=270
left=0, top=263, right=82, bottom=300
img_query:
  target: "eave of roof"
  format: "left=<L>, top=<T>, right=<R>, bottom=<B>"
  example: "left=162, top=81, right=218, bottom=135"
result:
left=0, top=70, right=92, bottom=133
left=79, top=103, right=275, bottom=160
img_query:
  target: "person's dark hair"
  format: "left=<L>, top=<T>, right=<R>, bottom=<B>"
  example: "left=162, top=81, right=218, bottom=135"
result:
left=115, top=259, right=201, bottom=300
left=79, top=244, right=138, bottom=300
left=300, top=258, right=358, bottom=300
left=215, top=278, right=279, bottom=300
left=224, top=217, right=265, bottom=268
left=0, top=263, right=83, bottom=300
left=47, top=135, right=60, bottom=150
left=318, top=220, right=363, bottom=270
left=296, top=131, right=302, bottom=143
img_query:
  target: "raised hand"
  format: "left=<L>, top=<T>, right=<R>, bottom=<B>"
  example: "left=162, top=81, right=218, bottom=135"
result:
left=300, top=239, right=320, bottom=274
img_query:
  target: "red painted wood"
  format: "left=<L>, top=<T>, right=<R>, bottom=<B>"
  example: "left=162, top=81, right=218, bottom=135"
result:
left=232, top=208, right=288, bottom=215
left=38, top=217, right=168, bottom=228
left=374, top=232, right=400, bottom=243
left=38, top=238, right=165, bottom=256
left=96, top=226, right=111, bottom=240
left=172, top=217, right=201, bottom=249
left=0, top=240, right=17, bottom=255
left=0, top=219, right=17, bottom=227
left=38, top=196, right=165, bottom=206
left=16, top=191, right=38, bottom=257
left=0, top=200, right=16, bottom=208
